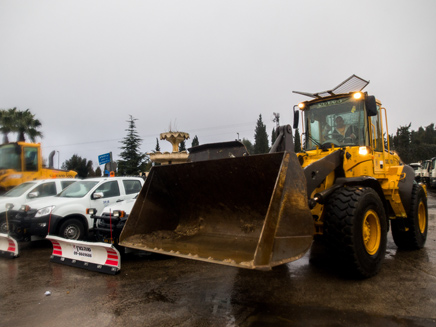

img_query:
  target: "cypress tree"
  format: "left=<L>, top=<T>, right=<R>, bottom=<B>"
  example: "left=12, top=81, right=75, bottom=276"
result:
left=253, top=114, right=269, bottom=154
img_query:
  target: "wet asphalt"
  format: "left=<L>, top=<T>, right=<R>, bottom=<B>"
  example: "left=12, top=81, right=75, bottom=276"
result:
left=1, top=192, right=436, bottom=327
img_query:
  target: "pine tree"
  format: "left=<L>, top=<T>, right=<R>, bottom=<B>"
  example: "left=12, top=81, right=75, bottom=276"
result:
left=118, top=115, right=147, bottom=175
left=155, top=138, right=161, bottom=152
left=271, top=127, right=277, bottom=148
left=62, top=154, right=93, bottom=178
left=191, top=135, right=199, bottom=147
left=253, top=114, right=269, bottom=154
left=294, top=128, right=301, bottom=152
left=95, top=166, right=102, bottom=177
left=242, top=138, right=254, bottom=154
left=179, top=140, right=186, bottom=152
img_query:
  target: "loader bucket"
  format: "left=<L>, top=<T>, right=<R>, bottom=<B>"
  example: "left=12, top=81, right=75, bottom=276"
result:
left=119, top=151, right=314, bottom=270
left=0, top=233, right=19, bottom=258
left=46, top=235, right=121, bottom=275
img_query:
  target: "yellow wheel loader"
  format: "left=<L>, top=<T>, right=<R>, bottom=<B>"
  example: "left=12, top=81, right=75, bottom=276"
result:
left=119, top=75, right=428, bottom=278
left=0, top=142, right=77, bottom=194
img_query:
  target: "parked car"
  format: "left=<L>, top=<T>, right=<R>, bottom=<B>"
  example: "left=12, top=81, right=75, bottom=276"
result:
left=0, top=178, right=78, bottom=234
left=10, top=177, right=144, bottom=241
left=410, top=162, right=422, bottom=182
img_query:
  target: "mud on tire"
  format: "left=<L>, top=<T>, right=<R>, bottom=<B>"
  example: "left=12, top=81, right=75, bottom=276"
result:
left=391, top=184, right=428, bottom=250
left=324, top=186, right=387, bottom=278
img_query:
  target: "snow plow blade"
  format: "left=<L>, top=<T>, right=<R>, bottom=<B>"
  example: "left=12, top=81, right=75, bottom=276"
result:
left=46, top=235, right=121, bottom=275
left=119, top=150, right=314, bottom=270
left=0, top=233, right=19, bottom=258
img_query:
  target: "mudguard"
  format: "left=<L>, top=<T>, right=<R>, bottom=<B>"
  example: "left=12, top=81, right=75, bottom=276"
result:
left=46, top=235, right=121, bottom=275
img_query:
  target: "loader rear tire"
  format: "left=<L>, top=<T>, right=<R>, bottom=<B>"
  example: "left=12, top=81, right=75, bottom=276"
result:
left=324, top=186, right=387, bottom=278
left=58, top=219, right=85, bottom=240
left=391, top=184, right=428, bottom=250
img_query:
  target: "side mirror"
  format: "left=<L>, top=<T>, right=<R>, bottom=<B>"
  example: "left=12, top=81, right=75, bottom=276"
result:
left=28, top=191, right=40, bottom=199
left=293, top=107, right=299, bottom=129
left=365, top=95, right=377, bottom=116
left=92, top=192, right=104, bottom=199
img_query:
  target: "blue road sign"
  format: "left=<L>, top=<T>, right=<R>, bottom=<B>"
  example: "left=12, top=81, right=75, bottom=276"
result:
left=98, top=152, right=111, bottom=165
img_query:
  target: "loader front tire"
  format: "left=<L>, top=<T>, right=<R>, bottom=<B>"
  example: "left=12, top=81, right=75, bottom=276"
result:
left=391, top=184, right=428, bottom=250
left=58, top=219, right=85, bottom=240
left=324, top=187, right=387, bottom=278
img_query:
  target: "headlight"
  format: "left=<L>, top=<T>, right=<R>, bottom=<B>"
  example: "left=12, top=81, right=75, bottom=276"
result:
left=35, top=206, right=55, bottom=217
left=113, top=210, right=126, bottom=218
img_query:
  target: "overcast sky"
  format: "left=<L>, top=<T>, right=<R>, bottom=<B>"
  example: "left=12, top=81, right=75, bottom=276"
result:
left=1, top=0, right=435, bottom=169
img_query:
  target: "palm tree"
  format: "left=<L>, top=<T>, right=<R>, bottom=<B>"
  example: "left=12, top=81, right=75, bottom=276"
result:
left=0, top=108, right=18, bottom=144
left=15, top=109, right=43, bottom=142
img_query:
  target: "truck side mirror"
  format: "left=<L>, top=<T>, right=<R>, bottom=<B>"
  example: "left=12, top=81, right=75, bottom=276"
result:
left=365, top=95, right=377, bottom=116
left=92, top=192, right=104, bottom=199
left=28, top=191, right=39, bottom=199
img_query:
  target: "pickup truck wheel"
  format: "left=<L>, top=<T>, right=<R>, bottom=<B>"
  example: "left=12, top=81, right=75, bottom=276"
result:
left=58, top=219, right=85, bottom=240
left=324, top=186, right=387, bottom=278
left=0, top=219, right=9, bottom=233
left=391, top=184, right=428, bottom=250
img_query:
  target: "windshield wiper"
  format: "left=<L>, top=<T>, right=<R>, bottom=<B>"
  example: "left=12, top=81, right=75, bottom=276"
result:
left=305, top=132, right=322, bottom=148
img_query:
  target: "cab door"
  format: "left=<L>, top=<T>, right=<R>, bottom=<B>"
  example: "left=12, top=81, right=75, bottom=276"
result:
left=90, top=180, right=124, bottom=212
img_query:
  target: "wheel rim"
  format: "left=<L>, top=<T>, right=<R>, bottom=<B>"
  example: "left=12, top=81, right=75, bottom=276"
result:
left=418, top=201, right=426, bottom=234
left=0, top=221, right=9, bottom=233
left=64, top=225, right=79, bottom=239
left=362, top=209, right=381, bottom=255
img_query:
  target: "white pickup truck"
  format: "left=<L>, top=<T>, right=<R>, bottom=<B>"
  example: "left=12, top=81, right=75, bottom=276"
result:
left=0, top=178, right=78, bottom=234
left=12, top=177, right=144, bottom=240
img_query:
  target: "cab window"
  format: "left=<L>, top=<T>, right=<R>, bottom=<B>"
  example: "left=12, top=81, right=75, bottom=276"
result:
left=123, top=180, right=142, bottom=195
left=94, top=181, right=120, bottom=198
left=369, top=106, right=384, bottom=152
left=24, top=147, right=38, bottom=171
left=31, top=182, right=57, bottom=197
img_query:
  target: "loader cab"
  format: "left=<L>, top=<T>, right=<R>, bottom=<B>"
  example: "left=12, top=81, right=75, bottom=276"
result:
left=0, top=142, right=43, bottom=193
left=299, top=92, right=369, bottom=151
left=0, top=142, right=41, bottom=173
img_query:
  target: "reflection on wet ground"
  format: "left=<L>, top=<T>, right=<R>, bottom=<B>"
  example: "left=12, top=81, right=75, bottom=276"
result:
left=1, top=206, right=436, bottom=326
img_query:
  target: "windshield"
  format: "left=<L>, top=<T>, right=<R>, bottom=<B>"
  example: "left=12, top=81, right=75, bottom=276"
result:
left=0, top=144, right=21, bottom=171
left=304, top=96, right=366, bottom=150
left=3, top=182, right=36, bottom=197
left=58, top=181, right=99, bottom=198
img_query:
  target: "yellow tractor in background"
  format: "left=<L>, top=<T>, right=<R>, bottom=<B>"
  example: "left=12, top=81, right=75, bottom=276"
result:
left=0, top=142, right=77, bottom=193
left=119, top=75, right=428, bottom=278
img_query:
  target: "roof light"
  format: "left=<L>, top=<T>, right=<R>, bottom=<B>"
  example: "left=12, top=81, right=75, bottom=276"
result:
left=298, top=102, right=305, bottom=109
left=353, top=92, right=363, bottom=99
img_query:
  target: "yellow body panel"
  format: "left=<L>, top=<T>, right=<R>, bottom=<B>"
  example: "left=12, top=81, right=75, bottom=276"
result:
left=298, top=145, right=408, bottom=235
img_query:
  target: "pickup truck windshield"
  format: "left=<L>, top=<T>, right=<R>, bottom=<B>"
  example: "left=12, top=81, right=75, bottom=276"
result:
left=304, top=96, right=366, bottom=150
left=58, top=181, right=99, bottom=198
left=3, top=182, right=36, bottom=197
